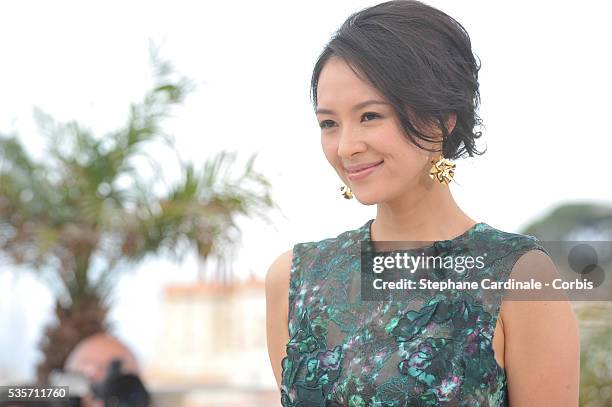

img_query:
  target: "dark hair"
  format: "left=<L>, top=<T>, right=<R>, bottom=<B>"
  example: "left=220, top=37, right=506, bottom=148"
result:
left=310, top=0, right=486, bottom=160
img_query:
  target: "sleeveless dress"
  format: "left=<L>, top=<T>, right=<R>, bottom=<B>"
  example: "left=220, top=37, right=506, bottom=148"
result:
left=280, top=218, right=549, bottom=407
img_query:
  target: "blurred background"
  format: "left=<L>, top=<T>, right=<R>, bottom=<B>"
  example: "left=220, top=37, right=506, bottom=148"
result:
left=0, top=0, right=610, bottom=406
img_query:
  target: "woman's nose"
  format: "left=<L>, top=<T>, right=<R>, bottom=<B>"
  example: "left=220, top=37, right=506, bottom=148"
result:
left=337, top=127, right=367, bottom=158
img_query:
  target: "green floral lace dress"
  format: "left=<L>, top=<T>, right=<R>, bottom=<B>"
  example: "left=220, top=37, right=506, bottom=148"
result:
left=280, top=218, right=548, bottom=407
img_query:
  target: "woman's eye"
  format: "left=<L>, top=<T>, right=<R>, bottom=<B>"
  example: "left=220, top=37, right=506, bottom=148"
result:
left=362, top=112, right=380, bottom=121
left=319, top=120, right=335, bottom=129
left=319, top=113, right=380, bottom=130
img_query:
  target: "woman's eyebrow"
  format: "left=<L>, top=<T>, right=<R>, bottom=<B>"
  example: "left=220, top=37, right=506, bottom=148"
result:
left=316, top=99, right=389, bottom=115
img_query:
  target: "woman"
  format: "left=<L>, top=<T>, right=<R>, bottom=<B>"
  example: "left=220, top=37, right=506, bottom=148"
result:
left=266, top=1, right=580, bottom=405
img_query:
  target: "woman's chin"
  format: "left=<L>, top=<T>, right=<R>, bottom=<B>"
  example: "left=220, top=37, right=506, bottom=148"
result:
left=351, top=191, right=381, bottom=206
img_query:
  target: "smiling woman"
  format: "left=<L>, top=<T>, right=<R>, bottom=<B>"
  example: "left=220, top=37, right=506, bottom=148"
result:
left=265, top=1, right=580, bottom=406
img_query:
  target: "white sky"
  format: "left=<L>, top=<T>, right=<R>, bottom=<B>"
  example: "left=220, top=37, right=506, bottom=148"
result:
left=0, top=0, right=611, bottom=382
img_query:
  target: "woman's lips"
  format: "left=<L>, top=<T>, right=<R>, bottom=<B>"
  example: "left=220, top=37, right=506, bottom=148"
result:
left=346, top=160, right=383, bottom=181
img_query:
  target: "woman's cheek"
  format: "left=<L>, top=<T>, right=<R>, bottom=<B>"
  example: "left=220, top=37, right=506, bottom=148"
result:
left=320, top=141, right=336, bottom=166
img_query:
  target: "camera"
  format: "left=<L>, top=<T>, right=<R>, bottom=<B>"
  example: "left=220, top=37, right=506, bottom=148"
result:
left=49, top=358, right=151, bottom=407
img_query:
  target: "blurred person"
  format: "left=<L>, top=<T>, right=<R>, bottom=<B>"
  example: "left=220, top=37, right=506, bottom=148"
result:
left=65, top=333, right=140, bottom=385
left=64, top=333, right=149, bottom=407
left=0, top=333, right=137, bottom=407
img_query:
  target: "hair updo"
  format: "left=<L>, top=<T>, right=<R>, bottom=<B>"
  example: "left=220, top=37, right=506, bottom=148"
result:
left=310, top=0, right=486, bottom=160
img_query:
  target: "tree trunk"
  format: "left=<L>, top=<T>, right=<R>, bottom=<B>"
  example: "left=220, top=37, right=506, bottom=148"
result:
left=35, top=293, right=109, bottom=383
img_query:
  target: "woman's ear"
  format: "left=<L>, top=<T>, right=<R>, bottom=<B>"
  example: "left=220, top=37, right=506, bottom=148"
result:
left=446, top=112, right=457, bottom=135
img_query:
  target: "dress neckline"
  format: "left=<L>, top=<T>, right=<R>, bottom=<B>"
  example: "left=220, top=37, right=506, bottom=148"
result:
left=362, top=218, right=488, bottom=252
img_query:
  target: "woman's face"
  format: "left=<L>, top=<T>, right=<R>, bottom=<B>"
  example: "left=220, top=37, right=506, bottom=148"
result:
left=316, top=56, right=452, bottom=205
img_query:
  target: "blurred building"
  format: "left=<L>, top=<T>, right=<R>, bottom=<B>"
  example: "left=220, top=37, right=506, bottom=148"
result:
left=144, top=275, right=280, bottom=407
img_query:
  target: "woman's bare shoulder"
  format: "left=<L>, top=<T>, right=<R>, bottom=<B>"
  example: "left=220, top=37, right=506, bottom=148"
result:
left=265, top=248, right=294, bottom=389
left=500, top=248, right=580, bottom=405
left=265, top=248, right=294, bottom=299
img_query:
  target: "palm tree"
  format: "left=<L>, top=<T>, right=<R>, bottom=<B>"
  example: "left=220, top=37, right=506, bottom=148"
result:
left=0, top=43, right=278, bottom=382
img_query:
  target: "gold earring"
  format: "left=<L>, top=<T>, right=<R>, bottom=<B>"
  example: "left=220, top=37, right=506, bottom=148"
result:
left=340, top=185, right=353, bottom=199
left=429, top=155, right=456, bottom=184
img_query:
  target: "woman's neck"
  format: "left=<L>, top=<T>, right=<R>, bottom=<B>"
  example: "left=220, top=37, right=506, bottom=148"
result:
left=373, top=182, right=476, bottom=242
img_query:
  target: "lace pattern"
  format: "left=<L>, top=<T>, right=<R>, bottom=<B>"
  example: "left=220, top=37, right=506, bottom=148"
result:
left=280, top=219, right=548, bottom=407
